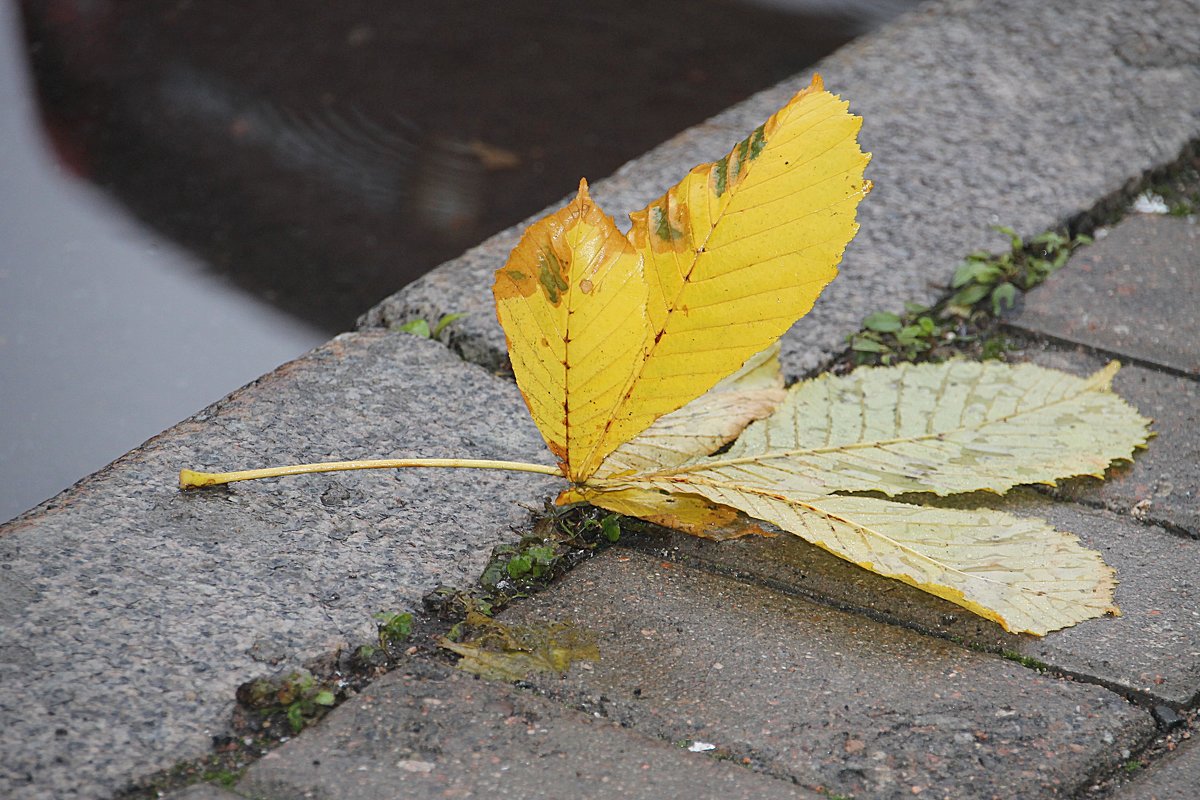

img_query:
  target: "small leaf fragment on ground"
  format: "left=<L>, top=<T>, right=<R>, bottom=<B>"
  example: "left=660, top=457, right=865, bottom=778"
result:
left=439, top=613, right=598, bottom=681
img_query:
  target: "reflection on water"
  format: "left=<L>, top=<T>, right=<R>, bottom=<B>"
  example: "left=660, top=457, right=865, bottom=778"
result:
left=1, top=0, right=918, bottom=522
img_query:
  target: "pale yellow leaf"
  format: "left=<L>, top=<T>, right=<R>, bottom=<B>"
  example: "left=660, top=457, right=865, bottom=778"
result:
left=494, top=180, right=648, bottom=479
left=660, top=360, right=1151, bottom=497
left=613, top=479, right=1116, bottom=635
left=592, top=343, right=785, bottom=479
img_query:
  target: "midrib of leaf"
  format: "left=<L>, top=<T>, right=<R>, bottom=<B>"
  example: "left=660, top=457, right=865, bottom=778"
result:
left=579, top=114, right=803, bottom=478
left=797, top=498, right=1018, bottom=591
left=612, top=475, right=1022, bottom=594
left=638, top=362, right=1116, bottom=479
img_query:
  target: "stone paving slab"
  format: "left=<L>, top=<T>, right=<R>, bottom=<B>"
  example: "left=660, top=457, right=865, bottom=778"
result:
left=361, top=0, right=1200, bottom=380
left=1008, top=215, right=1199, bottom=377
left=620, top=489, right=1200, bottom=709
left=495, top=549, right=1155, bottom=799
left=0, top=331, right=561, bottom=800
left=1114, top=738, right=1200, bottom=800
left=1026, top=346, right=1199, bottom=539
left=611, top=334, right=1200, bottom=707
left=234, top=660, right=820, bottom=800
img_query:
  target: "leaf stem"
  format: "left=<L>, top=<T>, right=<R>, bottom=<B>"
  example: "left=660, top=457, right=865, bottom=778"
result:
left=179, top=458, right=563, bottom=489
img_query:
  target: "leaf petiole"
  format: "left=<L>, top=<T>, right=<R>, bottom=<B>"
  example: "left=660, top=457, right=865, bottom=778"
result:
left=179, top=458, right=562, bottom=490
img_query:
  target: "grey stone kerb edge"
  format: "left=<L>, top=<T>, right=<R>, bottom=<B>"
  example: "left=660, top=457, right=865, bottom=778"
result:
left=1, top=0, right=1198, bottom=798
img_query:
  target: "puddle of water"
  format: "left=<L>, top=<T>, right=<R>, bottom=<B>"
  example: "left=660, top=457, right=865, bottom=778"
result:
left=0, top=3, right=326, bottom=523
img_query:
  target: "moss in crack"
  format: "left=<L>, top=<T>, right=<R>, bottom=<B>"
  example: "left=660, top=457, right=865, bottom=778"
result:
left=999, top=649, right=1049, bottom=672
left=114, top=748, right=257, bottom=799
left=818, top=789, right=856, bottom=800
left=1146, top=155, right=1200, bottom=217
left=1122, top=757, right=1144, bottom=774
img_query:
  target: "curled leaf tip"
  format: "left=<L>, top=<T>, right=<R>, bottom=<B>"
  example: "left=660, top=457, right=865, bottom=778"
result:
left=1089, top=360, right=1122, bottom=389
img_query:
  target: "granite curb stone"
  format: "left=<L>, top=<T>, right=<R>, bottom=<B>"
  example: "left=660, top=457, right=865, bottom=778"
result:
left=360, top=0, right=1200, bottom=380
left=236, top=660, right=822, bottom=800
left=619, top=488, right=1200, bottom=709
left=496, top=549, right=1156, bottom=799
left=0, top=331, right=562, bottom=800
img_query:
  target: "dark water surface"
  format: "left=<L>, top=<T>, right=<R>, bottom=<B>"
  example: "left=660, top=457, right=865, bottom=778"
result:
left=0, top=0, right=917, bottom=522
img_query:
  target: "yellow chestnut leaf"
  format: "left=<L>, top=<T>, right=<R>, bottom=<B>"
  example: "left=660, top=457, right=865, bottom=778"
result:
left=495, top=75, right=870, bottom=482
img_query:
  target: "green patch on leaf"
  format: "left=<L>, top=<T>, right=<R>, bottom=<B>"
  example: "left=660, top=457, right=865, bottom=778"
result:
left=713, top=158, right=729, bottom=197
left=652, top=205, right=685, bottom=243
left=537, top=249, right=570, bottom=304
left=748, top=124, right=767, bottom=160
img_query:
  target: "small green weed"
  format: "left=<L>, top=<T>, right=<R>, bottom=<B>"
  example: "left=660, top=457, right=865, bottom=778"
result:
left=848, top=226, right=1089, bottom=366
left=947, top=228, right=1085, bottom=315
left=477, top=509, right=622, bottom=596
left=850, top=302, right=947, bottom=364
left=236, top=668, right=339, bottom=733
left=1122, top=758, right=1143, bottom=774
left=424, top=506, right=623, bottom=645
left=599, top=513, right=622, bottom=542
left=374, top=610, right=414, bottom=655
left=394, top=312, right=467, bottom=338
